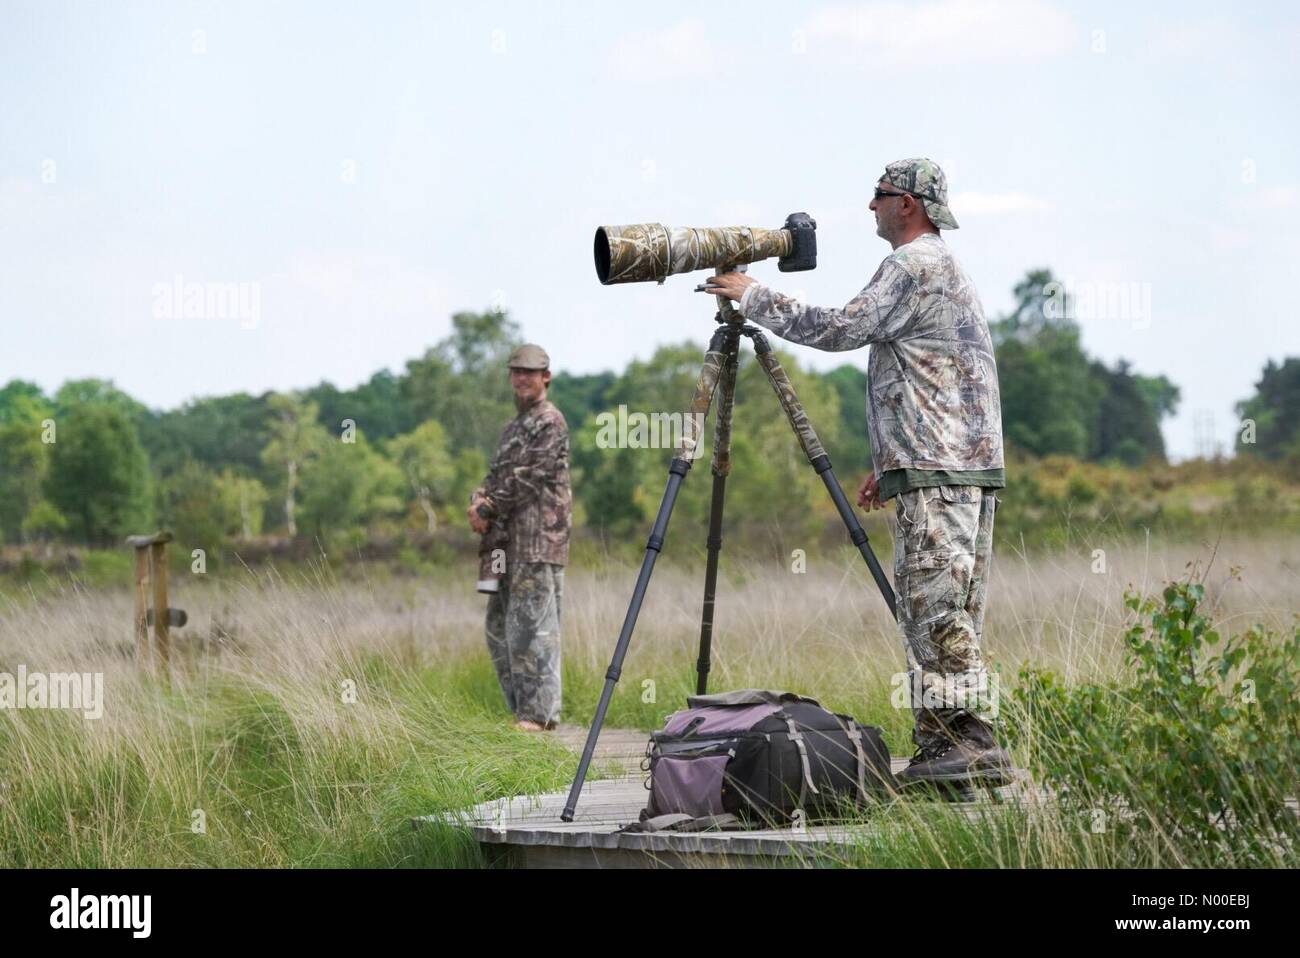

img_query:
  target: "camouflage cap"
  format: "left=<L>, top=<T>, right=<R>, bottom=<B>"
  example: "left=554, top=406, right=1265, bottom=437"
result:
left=506, top=343, right=550, bottom=370
left=881, top=158, right=959, bottom=230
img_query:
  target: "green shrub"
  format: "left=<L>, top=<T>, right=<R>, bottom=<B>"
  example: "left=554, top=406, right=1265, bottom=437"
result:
left=1008, top=579, right=1300, bottom=864
left=76, top=549, right=133, bottom=587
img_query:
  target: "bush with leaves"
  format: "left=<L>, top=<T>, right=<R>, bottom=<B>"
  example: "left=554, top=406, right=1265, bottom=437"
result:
left=1007, top=578, right=1300, bottom=864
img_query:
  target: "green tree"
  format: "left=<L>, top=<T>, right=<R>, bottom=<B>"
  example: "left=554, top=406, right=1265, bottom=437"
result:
left=52, top=378, right=149, bottom=419
left=159, top=459, right=225, bottom=551
left=0, top=380, right=48, bottom=421
left=992, top=270, right=1103, bottom=457
left=1133, top=373, right=1180, bottom=421
left=450, top=447, right=489, bottom=515
left=304, top=369, right=416, bottom=444
left=387, top=420, right=457, bottom=532
left=141, top=393, right=273, bottom=478
left=260, top=394, right=330, bottom=537
left=822, top=364, right=874, bottom=475
left=401, top=310, right=522, bottom=457
left=45, top=402, right=152, bottom=545
left=723, top=346, right=843, bottom=542
left=549, top=370, right=616, bottom=432
left=296, top=431, right=405, bottom=540
left=1235, top=357, right=1300, bottom=462
left=21, top=500, right=67, bottom=541
left=571, top=416, right=646, bottom=534
left=213, top=470, right=269, bottom=539
left=992, top=271, right=1182, bottom=464
left=577, top=341, right=841, bottom=545
left=0, top=390, right=55, bottom=543
left=1088, top=360, right=1174, bottom=464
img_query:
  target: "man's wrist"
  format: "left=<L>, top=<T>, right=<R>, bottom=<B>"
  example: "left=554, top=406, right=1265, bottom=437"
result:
left=738, top=282, right=764, bottom=316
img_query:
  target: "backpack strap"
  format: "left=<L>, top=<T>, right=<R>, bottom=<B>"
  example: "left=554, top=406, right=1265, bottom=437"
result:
left=677, top=813, right=744, bottom=832
left=686, top=689, right=822, bottom=708
left=619, top=813, right=744, bottom=834
left=620, top=813, right=695, bottom=833
left=783, top=716, right=820, bottom=810
left=835, top=713, right=869, bottom=804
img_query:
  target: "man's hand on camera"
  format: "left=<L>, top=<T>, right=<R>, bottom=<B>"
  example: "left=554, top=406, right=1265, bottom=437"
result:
left=468, top=497, right=492, bottom=535
left=699, top=271, right=756, bottom=302
left=856, top=473, right=885, bottom=512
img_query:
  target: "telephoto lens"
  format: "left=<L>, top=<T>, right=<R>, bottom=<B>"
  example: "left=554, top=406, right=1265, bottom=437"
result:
left=593, top=213, right=816, bottom=285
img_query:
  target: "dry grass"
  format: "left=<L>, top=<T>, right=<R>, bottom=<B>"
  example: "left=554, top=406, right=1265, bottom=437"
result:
left=0, top=533, right=1296, bottom=867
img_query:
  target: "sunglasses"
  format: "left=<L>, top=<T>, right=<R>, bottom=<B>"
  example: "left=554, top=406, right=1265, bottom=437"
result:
left=873, top=187, right=918, bottom=202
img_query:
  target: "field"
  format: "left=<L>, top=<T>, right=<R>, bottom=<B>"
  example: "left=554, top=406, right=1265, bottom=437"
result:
left=1, top=532, right=1298, bottom=868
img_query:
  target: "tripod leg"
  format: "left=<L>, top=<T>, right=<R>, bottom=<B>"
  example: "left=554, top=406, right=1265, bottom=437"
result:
left=696, top=326, right=740, bottom=695
left=748, top=329, right=898, bottom=619
left=561, top=327, right=731, bottom=822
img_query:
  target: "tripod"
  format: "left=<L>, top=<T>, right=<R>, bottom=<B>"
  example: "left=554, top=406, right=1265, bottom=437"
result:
left=560, top=279, right=898, bottom=822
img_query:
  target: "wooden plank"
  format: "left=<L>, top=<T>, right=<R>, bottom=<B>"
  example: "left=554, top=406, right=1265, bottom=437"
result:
left=132, top=547, right=149, bottom=666
left=150, top=541, right=170, bottom=675
left=420, top=725, right=1040, bottom=867
left=125, top=531, right=173, bottom=548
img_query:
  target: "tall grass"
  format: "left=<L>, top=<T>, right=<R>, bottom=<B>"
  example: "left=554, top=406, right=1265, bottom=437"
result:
left=1, top=534, right=1297, bottom=867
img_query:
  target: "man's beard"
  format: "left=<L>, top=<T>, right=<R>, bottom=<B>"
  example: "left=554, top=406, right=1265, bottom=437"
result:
left=514, top=390, right=538, bottom=412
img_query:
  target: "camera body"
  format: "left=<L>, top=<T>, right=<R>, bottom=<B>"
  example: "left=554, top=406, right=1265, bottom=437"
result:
left=778, top=212, right=817, bottom=272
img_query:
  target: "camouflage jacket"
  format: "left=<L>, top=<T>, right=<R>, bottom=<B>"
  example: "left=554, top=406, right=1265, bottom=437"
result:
left=474, top=398, right=571, bottom=566
left=738, top=233, right=1004, bottom=476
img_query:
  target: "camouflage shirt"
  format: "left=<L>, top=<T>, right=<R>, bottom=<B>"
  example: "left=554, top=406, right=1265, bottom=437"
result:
left=474, top=398, right=572, bottom=566
left=738, top=232, right=1004, bottom=476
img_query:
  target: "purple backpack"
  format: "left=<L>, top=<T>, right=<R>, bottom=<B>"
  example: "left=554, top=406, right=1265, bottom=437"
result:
left=634, top=689, right=894, bottom=830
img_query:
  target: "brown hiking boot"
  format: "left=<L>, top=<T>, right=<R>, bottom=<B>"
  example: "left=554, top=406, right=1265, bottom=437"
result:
left=897, top=715, right=1014, bottom=787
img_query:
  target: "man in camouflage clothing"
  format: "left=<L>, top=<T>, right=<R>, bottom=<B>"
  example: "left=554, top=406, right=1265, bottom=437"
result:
left=702, top=158, right=1012, bottom=786
left=467, top=344, right=572, bottom=732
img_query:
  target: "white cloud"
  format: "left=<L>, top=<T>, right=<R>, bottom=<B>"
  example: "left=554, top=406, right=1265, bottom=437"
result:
left=951, top=190, right=1054, bottom=215
left=0, top=176, right=38, bottom=208
left=799, top=0, right=1079, bottom=66
left=1211, top=228, right=1251, bottom=252
left=607, top=20, right=719, bottom=80
left=269, top=250, right=452, bottom=329
left=1233, top=185, right=1300, bottom=212
left=713, top=202, right=767, bottom=225
left=1143, top=17, right=1244, bottom=60
left=807, top=204, right=871, bottom=228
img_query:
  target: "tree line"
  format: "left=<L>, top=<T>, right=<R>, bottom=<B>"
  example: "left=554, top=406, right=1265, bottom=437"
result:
left=0, top=269, right=1293, bottom=552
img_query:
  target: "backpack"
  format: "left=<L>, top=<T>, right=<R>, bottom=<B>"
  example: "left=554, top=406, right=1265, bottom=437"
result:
left=633, top=689, right=895, bottom=831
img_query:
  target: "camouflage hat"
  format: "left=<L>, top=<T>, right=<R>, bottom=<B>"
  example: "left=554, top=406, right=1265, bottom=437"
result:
left=506, top=343, right=550, bottom=370
left=880, top=158, right=959, bottom=230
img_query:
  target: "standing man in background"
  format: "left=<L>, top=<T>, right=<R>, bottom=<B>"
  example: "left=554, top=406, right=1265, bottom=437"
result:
left=468, top=344, right=571, bottom=732
left=702, top=158, right=1012, bottom=787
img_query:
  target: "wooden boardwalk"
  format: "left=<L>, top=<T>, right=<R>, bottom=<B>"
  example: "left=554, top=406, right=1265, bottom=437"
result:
left=418, top=724, right=1037, bottom=868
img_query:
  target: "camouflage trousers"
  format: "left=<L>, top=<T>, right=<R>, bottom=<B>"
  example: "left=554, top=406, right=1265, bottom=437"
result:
left=485, top=561, right=563, bottom=725
left=892, top=485, right=998, bottom=753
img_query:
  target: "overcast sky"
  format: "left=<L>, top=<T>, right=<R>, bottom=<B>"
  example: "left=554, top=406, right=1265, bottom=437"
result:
left=3, top=0, right=1298, bottom=459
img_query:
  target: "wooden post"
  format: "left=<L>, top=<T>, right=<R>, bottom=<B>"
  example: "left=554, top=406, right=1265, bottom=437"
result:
left=150, top=541, right=170, bottom=675
left=126, top=531, right=175, bottom=676
left=133, top=547, right=149, bottom=664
